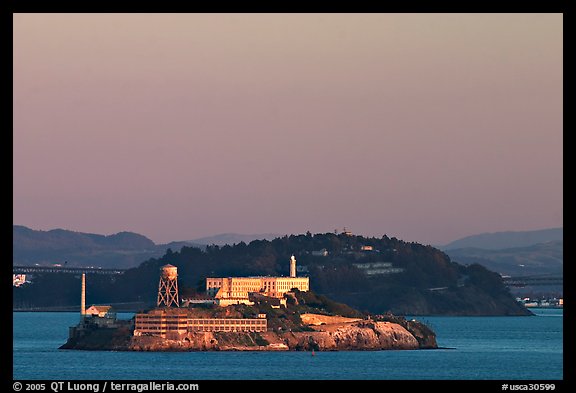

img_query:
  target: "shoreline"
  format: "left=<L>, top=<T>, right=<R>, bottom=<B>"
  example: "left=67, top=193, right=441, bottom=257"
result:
left=13, top=308, right=549, bottom=315
left=13, top=307, right=143, bottom=313
left=60, top=319, right=437, bottom=352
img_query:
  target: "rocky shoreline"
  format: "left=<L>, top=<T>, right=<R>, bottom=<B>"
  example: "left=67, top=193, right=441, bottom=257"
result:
left=60, top=318, right=437, bottom=352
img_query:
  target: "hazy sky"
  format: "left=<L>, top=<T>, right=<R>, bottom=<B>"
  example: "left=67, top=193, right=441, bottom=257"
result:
left=13, top=13, right=562, bottom=245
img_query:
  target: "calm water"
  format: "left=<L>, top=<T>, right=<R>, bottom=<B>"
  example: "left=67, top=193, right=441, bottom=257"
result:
left=13, top=309, right=563, bottom=380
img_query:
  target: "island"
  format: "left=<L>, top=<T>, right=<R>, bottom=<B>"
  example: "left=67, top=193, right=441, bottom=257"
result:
left=61, top=261, right=437, bottom=351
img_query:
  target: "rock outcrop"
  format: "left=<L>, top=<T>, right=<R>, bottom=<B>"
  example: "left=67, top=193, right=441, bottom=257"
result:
left=62, top=319, right=434, bottom=352
left=281, top=321, right=420, bottom=351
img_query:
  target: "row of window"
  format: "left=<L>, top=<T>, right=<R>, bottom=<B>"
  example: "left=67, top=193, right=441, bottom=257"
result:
left=188, top=326, right=265, bottom=331
left=136, top=324, right=267, bottom=333
left=137, top=318, right=265, bottom=325
left=189, top=319, right=265, bottom=325
left=136, top=315, right=188, bottom=323
left=137, top=323, right=265, bottom=329
left=136, top=326, right=185, bottom=331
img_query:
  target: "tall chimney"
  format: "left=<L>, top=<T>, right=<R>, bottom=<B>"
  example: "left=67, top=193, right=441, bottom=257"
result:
left=81, top=273, right=86, bottom=318
left=290, top=255, right=296, bottom=278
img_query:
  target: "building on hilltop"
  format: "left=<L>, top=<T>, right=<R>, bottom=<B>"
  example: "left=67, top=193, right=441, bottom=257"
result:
left=352, top=262, right=404, bottom=276
left=311, top=248, right=328, bottom=257
left=206, top=255, right=309, bottom=306
left=132, top=261, right=270, bottom=338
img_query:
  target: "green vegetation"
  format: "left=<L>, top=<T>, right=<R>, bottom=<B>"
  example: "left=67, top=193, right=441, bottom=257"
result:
left=13, top=232, right=531, bottom=315
left=290, top=289, right=363, bottom=318
left=192, top=288, right=364, bottom=332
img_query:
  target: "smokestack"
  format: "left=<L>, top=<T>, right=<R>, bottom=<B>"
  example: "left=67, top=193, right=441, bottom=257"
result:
left=290, top=255, right=296, bottom=278
left=81, top=273, right=86, bottom=318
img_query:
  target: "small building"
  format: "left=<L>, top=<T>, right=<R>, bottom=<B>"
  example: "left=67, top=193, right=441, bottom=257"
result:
left=249, top=292, right=287, bottom=308
left=214, top=296, right=255, bottom=307
left=82, top=305, right=118, bottom=327
left=85, top=305, right=116, bottom=319
left=360, top=245, right=373, bottom=251
left=352, top=262, right=404, bottom=276
left=13, top=274, right=28, bottom=287
left=181, top=296, right=218, bottom=307
left=311, top=249, right=329, bottom=257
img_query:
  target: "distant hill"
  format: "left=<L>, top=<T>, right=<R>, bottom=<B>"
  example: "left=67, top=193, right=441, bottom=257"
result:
left=14, top=231, right=530, bottom=316
left=441, top=228, right=563, bottom=250
left=12, top=226, right=278, bottom=269
left=445, top=241, right=563, bottom=276
left=190, top=233, right=282, bottom=246
left=12, top=225, right=201, bottom=269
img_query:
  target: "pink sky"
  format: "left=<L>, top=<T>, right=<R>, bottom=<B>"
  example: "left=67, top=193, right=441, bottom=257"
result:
left=13, top=13, right=563, bottom=245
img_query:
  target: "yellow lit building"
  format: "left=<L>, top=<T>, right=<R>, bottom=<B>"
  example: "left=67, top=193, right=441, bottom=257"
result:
left=134, top=308, right=267, bottom=338
left=134, top=308, right=189, bottom=339
left=206, top=256, right=309, bottom=306
left=188, top=318, right=266, bottom=332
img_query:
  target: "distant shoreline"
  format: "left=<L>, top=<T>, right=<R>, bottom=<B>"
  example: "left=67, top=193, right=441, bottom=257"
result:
left=524, top=306, right=563, bottom=310
left=13, top=308, right=140, bottom=313
left=13, top=308, right=561, bottom=315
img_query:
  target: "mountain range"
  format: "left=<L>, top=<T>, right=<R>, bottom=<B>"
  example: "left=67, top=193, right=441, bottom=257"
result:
left=440, top=228, right=562, bottom=250
left=13, top=225, right=563, bottom=276
left=444, top=241, right=563, bottom=276
left=14, top=230, right=531, bottom=315
left=439, top=228, right=563, bottom=277
left=12, top=226, right=279, bottom=269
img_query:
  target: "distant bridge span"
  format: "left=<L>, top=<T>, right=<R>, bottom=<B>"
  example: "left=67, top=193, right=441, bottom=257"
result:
left=502, top=275, right=563, bottom=287
left=13, top=265, right=126, bottom=275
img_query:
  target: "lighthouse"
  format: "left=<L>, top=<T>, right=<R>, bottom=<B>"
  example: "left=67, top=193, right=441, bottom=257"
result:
left=290, top=255, right=297, bottom=278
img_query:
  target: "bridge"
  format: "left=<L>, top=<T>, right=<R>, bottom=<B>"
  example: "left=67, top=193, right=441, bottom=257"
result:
left=502, top=275, right=563, bottom=287
left=13, top=265, right=126, bottom=275
left=13, top=301, right=148, bottom=312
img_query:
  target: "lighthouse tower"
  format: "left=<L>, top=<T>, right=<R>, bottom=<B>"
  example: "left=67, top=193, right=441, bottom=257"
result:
left=157, top=264, right=180, bottom=307
left=290, top=255, right=297, bottom=278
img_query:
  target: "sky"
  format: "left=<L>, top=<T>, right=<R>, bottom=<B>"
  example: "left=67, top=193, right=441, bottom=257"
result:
left=13, top=13, right=563, bottom=246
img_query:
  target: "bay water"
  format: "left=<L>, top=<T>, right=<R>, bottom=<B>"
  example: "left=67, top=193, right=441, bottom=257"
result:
left=13, top=309, right=562, bottom=380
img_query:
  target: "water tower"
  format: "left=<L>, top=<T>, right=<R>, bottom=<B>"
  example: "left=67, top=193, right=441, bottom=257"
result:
left=157, top=264, right=179, bottom=307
